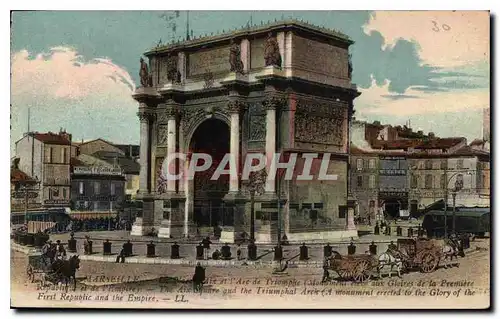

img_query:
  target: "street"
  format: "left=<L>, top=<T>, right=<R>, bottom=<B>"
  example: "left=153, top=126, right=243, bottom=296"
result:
left=11, top=238, right=490, bottom=309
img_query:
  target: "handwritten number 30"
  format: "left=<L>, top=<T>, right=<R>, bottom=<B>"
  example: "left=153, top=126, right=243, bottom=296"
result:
left=432, top=21, right=451, bottom=32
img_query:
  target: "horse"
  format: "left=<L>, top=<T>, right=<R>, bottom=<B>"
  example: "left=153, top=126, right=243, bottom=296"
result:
left=377, top=251, right=403, bottom=278
left=442, top=237, right=463, bottom=268
left=50, top=255, right=80, bottom=291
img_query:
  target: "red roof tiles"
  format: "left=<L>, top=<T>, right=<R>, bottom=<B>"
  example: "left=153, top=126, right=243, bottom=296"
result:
left=34, top=133, right=71, bottom=145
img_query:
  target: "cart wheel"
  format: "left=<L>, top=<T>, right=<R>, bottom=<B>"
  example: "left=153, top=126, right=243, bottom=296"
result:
left=338, top=269, right=350, bottom=281
left=353, top=260, right=371, bottom=282
left=420, top=251, right=439, bottom=273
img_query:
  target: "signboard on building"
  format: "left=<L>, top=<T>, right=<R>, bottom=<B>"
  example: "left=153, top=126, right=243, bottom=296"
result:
left=379, top=191, right=408, bottom=198
left=74, top=166, right=122, bottom=176
left=12, top=191, right=38, bottom=199
left=379, top=169, right=406, bottom=176
left=44, top=199, right=70, bottom=205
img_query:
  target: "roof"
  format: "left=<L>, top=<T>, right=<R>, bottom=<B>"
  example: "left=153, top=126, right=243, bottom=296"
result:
left=452, top=146, right=490, bottom=159
left=415, top=137, right=465, bottom=150
left=70, top=157, right=87, bottom=167
left=470, top=139, right=486, bottom=146
left=146, top=19, right=353, bottom=56
left=33, top=132, right=71, bottom=145
left=425, top=210, right=490, bottom=218
left=371, top=139, right=421, bottom=150
left=11, top=168, right=37, bottom=184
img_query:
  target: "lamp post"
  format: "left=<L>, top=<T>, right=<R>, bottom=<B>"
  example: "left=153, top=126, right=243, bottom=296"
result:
left=244, top=169, right=266, bottom=242
left=443, top=171, right=468, bottom=238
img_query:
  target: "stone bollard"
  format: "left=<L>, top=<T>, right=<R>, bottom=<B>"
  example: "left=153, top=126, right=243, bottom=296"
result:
left=171, top=242, right=180, bottom=259
left=26, top=233, right=35, bottom=246
left=124, top=240, right=133, bottom=257
left=196, top=244, right=204, bottom=260
left=274, top=245, right=283, bottom=261
left=67, top=234, right=77, bottom=253
left=369, top=241, right=377, bottom=255
left=408, top=227, right=414, bottom=238
left=396, top=226, right=402, bottom=237
left=323, top=244, right=333, bottom=259
left=247, top=242, right=257, bottom=261
left=374, top=224, right=380, bottom=235
left=86, top=241, right=93, bottom=255
left=103, top=239, right=112, bottom=255
left=221, top=243, right=231, bottom=260
left=299, top=243, right=308, bottom=261
left=147, top=241, right=156, bottom=257
left=348, top=241, right=356, bottom=255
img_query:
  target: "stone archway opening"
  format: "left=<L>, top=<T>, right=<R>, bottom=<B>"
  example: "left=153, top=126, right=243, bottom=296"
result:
left=189, top=118, right=231, bottom=228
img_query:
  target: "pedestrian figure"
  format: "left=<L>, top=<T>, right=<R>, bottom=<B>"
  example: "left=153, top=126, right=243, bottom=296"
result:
left=83, top=236, right=91, bottom=255
left=322, top=261, right=330, bottom=283
left=192, top=262, right=205, bottom=293
left=236, top=244, right=242, bottom=261
left=116, top=244, right=126, bottom=263
left=202, top=237, right=212, bottom=260
left=212, top=249, right=221, bottom=260
left=55, top=240, right=66, bottom=260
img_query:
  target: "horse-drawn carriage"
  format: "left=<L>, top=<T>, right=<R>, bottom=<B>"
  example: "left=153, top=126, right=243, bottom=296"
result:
left=326, top=252, right=378, bottom=283
left=26, top=253, right=53, bottom=284
left=26, top=253, right=81, bottom=290
left=396, top=238, right=442, bottom=273
left=325, top=237, right=459, bottom=282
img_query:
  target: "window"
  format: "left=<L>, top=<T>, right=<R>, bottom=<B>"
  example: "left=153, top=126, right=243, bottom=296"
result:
left=110, top=182, right=116, bottom=195
left=369, top=175, right=375, bottom=189
left=425, top=175, right=433, bottom=189
left=425, top=160, right=432, bottom=170
left=339, top=206, right=347, bottom=219
left=369, top=159, right=376, bottom=169
left=79, top=182, right=84, bottom=195
left=94, top=182, right=100, bottom=195
left=411, top=175, right=418, bottom=189
left=440, top=174, right=446, bottom=189
left=418, top=161, right=424, bottom=169
left=440, top=160, right=447, bottom=170
left=356, top=159, right=363, bottom=170
left=49, top=147, right=53, bottom=163
left=357, top=176, right=363, bottom=188
left=457, top=159, right=464, bottom=170
left=61, top=148, right=67, bottom=164
left=93, top=202, right=99, bottom=210
left=62, top=188, right=67, bottom=199
left=48, top=188, right=53, bottom=200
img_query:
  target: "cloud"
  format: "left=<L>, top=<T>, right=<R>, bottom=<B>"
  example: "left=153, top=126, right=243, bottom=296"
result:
left=11, top=47, right=139, bottom=151
left=356, top=76, right=489, bottom=116
left=363, top=11, right=489, bottom=68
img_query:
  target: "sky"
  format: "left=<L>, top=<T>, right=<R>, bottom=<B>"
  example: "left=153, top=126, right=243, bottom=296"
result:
left=10, top=11, right=490, bottom=152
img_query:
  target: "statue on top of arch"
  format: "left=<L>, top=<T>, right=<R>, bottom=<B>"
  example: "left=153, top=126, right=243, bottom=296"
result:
left=139, top=57, right=153, bottom=87
left=264, top=32, right=282, bottom=68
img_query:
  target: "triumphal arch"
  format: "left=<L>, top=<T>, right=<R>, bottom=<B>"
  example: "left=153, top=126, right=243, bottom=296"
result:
left=131, top=20, right=360, bottom=243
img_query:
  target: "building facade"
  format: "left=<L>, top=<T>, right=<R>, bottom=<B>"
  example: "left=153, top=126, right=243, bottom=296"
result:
left=15, top=130, right=71, bottom=210
left=132, top=20, right=360, bottom=242
left=378, top=155, right=409, bottom=218
left=349, top=146, right=378, bottom=221
left=11, top=159, right=42, bottom=220
left=70, top=163, right=126, bottom=218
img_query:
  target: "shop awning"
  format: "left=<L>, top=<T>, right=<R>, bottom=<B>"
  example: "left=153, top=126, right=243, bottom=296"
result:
left=68, top=211, right=118, bottom=220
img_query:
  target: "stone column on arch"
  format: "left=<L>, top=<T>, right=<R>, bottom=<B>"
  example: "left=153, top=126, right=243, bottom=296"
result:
left=263, top=97, right=280, bottom=194
left=227, top=100, right=245, bottom=194
left=166, top=105, right=178, bottom=194
left=138, top=107, right=152, bottom=194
